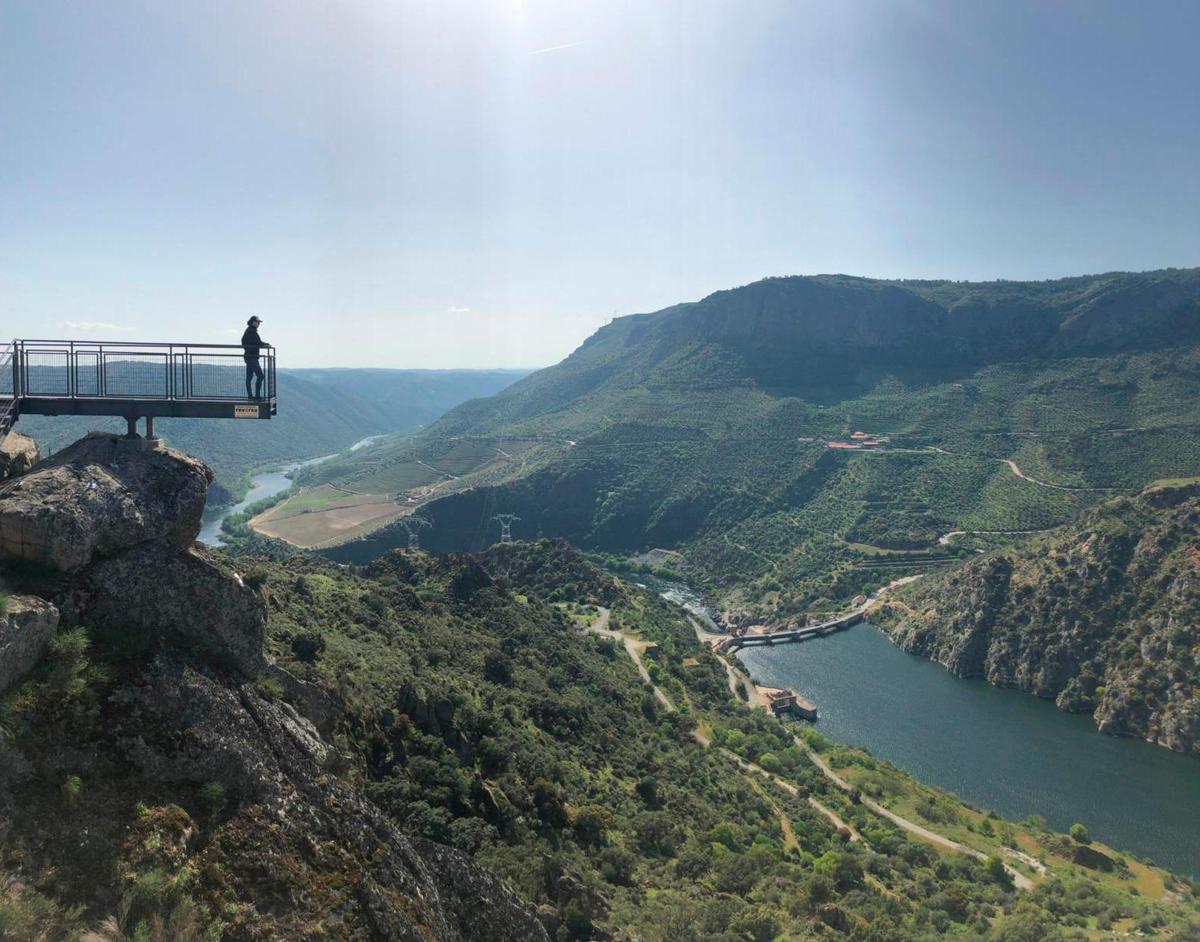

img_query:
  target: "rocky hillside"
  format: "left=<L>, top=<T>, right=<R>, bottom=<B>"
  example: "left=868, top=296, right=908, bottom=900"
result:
left=4, top=436, right=1200, bottom=939
left=0, top=433, right=546, bottom=940
left=877, top=479, right=1200, bottom=756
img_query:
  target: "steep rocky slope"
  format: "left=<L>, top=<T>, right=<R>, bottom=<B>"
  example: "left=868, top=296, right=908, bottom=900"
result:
left=877, top=479, right=1200, bottom=755
left=0, top=434, right=546, bottom=940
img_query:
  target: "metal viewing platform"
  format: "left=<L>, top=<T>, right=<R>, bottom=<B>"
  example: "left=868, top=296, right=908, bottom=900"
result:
left=0, top=339, right=276, bottom=440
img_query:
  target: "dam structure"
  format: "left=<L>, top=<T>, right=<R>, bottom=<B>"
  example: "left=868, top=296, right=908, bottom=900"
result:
left=717, top=606, right=868, bottom=652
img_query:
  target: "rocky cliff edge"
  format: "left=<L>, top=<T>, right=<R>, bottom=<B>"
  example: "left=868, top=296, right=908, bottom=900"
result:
left=0, top=434, right=548, bottom=940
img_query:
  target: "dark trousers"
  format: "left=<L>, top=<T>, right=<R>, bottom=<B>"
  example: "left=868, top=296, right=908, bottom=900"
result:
left=245, top=358, right=265, bottom=399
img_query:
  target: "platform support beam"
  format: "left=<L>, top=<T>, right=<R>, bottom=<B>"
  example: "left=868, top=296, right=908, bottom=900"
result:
left=145, top=415, right=157, bottom=440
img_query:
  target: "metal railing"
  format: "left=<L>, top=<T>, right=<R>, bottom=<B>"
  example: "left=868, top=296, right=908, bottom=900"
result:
left=0, top=343, right=16, bottom=439
left=6, top=340, right=276, bottom=403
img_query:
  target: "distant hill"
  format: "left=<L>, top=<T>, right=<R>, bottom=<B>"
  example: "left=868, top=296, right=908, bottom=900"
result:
left=875, top=478, right=1200, bottom=756
left=17, top=367, right=528, bottom=503
left=316, top=269, right=1200, bottom=626
left=434, top=268, right=1200, bottom=434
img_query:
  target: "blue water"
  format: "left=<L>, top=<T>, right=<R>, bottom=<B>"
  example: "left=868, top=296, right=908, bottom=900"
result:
left=737, top=627, right=1200, bottom=877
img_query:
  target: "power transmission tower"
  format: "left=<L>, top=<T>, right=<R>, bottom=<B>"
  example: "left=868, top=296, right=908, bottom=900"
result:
left=492, top=514, right=520, bottom=544
left=399, top=516, right=431, bottom=551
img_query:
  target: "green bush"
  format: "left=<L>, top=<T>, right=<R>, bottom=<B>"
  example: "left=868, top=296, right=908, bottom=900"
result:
left=61, top=774, right=83, bottom=807
left=199, top=781, right=227, bottom=817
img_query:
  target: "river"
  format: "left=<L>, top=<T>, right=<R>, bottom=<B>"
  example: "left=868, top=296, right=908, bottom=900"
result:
left=736, top=626, right=1200, bottom=877
left=197, top=435, right=386, bottom=546
left=646, top=578, right=1200, bottom=877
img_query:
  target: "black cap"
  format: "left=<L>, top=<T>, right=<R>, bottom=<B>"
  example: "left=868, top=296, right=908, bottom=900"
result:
left=247, top=316, right=262, bottom=325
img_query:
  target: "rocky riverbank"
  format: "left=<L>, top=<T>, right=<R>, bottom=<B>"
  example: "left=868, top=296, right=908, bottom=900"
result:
left=875, top=479, right=1200, bottom=756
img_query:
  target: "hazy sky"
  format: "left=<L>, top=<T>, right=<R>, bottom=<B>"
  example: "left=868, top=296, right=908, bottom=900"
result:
left=3, top=1, right=1198, bottom=368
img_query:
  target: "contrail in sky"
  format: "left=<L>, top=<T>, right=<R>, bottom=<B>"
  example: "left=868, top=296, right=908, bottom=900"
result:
left=528, top=41, right=586, bottom=56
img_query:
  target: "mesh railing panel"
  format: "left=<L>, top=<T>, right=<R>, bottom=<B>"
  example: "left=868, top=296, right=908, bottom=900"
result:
left=0, top=347, right=14, bottom=436
left=187, top=355, right=266, bottom=399
left=0, top=348, right=13, bottom=397
left=73, top=352, right=101, bottom=396
left=98, top=353, right=170, bottom=398
left=21, top=349, right=72, bottom=396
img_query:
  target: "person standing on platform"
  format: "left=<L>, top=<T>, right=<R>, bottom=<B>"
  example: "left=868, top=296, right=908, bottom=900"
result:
left=241, top=316, right=267, bottom=400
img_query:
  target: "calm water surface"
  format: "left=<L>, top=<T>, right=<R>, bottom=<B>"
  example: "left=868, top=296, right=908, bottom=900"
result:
left=737, top=627, right=1200, bottom=876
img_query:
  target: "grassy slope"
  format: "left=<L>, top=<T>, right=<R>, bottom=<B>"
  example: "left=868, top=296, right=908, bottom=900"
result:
left=249, top=542, right=1200, bottom=938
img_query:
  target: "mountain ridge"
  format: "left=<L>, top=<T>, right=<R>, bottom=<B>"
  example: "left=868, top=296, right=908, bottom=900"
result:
left=431, top=267, right=1200, bottom=437
left=314, top=269, right=1200, bottom=629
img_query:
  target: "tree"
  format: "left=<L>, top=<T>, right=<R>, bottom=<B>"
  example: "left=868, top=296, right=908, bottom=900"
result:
left=757, top=752, right=783, bottom=775
left=290, top=630, right=325, bottom=663
left=990, top=903, right=1068, bottom=942
left=986, top=854, right=1013, bottom=888
left=570, top=804, right=613, bottom=847
left=1070, top=822, right=1090, bottom=844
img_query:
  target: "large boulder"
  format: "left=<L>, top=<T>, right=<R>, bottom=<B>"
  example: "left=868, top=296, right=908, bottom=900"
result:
left=0, top=594, right=58, bottom=694
left=0, top=431, right=39, bottom=480
left=72, top=543, right=268, bottom=677
left=0, top=433, right=212, bottom=571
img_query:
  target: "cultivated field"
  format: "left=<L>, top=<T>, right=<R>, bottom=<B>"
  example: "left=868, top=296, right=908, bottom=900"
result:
left=250, top=484, right=406, bottom=548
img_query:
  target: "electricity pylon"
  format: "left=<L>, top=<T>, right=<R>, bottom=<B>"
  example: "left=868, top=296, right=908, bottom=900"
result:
left=492, top=514, right=520, bottom=544
left=399, top=515, right=431, bottom=551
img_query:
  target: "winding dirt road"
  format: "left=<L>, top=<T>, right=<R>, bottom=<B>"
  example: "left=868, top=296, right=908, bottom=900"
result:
left=802, top=743, right=1035, bottom=890
left=585, top=608, right=675, bottom=713
left=926, top=447, right=1117, bottom=493
left=590, top=607, right=1038, bottom=889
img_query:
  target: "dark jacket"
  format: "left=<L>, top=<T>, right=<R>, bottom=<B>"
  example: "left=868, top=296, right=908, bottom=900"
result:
left=241, top=325, right=266, bottom=361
